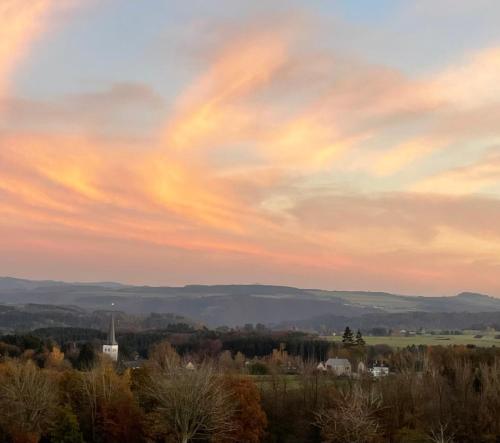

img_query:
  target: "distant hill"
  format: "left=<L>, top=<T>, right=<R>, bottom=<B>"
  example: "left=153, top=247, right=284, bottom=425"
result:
left=0, top=277, right=499, bottom=327
left=0, top=302, right=196, bottom=334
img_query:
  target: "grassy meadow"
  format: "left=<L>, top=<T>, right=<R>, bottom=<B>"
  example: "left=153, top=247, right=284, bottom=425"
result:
left=323, top=332, right=500, bottom=348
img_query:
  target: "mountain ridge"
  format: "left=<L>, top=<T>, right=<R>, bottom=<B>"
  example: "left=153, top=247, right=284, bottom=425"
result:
left=2, top=277, right=496, bottom=299
left=1, top=277, right=499, bottom=327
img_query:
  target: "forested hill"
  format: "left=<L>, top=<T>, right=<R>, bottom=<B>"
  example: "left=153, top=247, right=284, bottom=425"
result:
left=0, top=303, right=197, bottom=334
left=1, top=277, right=500, bottom=327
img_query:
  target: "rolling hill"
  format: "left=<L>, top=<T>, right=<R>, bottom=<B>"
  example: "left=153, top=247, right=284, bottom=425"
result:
left=1, top=277, right=499, bottom=327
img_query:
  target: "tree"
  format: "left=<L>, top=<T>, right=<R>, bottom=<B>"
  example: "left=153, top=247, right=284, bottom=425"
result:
left=0, top=360, right=58, bottom=443
left=75, top=359, right=143, bottom=443
left=315, top=385, right=381, bottom=443
left=76, top=343, right=96, bottom=370
left=342, top=327, right=355, bottom=346
left=49, top=406, right=84, bottom=443
left=355, top=330, right=366, bottom=346
left=234, top=351, right=246, bottom=370
left=221, top=376, right=267, bottom=443
left=138, top=363, right=236, bottom=443
left=148, top=340, right=180, bottom=372
left=428, top=423, right=455, bottom=443
left=218, top=350, right=234, bottom=371
left=45, top=345, right=68, bottom=370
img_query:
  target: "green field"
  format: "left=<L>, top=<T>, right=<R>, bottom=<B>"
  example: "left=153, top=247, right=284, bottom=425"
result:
left=323, top=333, right=500, bottom=348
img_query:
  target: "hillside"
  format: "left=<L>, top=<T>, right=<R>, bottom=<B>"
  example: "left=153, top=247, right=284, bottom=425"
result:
left=0, top=301, right=196, bottom=334
left=1, top=277, right=500, bottom=327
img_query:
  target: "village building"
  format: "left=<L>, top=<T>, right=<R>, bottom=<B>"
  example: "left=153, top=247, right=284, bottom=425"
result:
left=316, top=362, right=327, bottom=371
left=325, top=357, right=351, bottom=376
left=370, top=365, right=389, bottom=377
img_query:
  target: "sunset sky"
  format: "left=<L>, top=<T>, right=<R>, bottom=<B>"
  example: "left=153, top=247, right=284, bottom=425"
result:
left=1, top=0, right=500, bottom=295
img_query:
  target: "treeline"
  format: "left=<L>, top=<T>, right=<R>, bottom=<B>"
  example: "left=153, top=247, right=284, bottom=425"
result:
left=27, top=328, right=333, bottom=361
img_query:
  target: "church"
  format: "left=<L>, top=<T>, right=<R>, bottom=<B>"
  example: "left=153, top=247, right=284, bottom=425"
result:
left=102, top=313, right=119, bottom=361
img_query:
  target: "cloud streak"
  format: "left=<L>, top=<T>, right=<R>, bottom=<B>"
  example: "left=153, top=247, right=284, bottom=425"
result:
left=0, top=0, right=55, bottom=95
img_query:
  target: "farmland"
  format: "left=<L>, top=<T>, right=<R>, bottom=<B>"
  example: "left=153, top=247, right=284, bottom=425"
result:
left=323, top=332, right=500, bottom=348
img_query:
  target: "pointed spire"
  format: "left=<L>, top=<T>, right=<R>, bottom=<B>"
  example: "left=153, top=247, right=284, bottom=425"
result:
left=108, top=312, right=117, bottom=345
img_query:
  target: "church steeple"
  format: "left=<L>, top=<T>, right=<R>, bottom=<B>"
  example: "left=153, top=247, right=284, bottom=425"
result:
left=108, top=312, right=117, bottom=345
left=103, top=311, right=119, bottom=361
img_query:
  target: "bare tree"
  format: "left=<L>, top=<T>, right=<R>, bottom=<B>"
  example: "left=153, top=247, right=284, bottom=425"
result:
left=428, top=422, right=455, bottom=443
left=315, top=385, right=381, bottom=443
left=139, top=362, right=236, bottom=443
left=0, top=360, right=58, bottom=443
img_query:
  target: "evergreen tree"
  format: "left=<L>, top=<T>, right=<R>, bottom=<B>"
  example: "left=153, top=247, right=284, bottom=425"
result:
left=342, top=327, right=354, bottom=346
left=76, top=343, right=96, bottom=370
left=355, top=329, right=365, bottom=346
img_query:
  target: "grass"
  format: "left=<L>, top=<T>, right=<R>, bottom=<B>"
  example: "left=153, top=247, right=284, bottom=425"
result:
left=323, top=333, right=500, bottom=348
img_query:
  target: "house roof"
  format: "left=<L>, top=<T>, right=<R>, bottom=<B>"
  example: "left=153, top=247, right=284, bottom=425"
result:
left=325, top=358, right=350, bottom=366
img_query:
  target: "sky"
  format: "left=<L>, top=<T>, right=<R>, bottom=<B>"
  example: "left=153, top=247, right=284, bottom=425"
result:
left=1, top=0, right=500, bottom=296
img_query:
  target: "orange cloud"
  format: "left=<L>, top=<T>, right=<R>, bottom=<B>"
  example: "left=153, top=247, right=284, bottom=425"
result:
left=166, top=28, right=290, bottom=150
left=0, top=0, right=54, bottom=95
left=1, top=134, right=108, bottom=202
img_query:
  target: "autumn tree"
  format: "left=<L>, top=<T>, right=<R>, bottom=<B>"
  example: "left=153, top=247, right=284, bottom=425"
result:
left=45, top=345, right=69, bottom=371
left=0, top=360, right=58, bottom=443
left=221, top=376, right=267, bottom=442
left=148, top=340, right=180, bottom=372
left=74, top=359, right=143, bottom=443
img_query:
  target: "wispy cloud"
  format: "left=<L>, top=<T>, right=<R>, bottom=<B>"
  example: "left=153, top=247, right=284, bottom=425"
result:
left=0, top=0, right=54, bottom=95
left=413, top=149, right=500, bottom=195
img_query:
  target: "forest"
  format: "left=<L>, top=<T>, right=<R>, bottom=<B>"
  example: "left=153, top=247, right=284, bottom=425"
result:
left=0, top=328, right=500, bottom=443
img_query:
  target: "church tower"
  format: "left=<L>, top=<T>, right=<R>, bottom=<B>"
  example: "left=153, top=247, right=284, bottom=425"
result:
left=102, top=312, right=119, bottom=361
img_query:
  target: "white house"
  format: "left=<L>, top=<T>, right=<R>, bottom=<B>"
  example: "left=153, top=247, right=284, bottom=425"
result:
left=325, top=358, right=351, bottom=376
left=370, top=366, right=389, bottom=377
